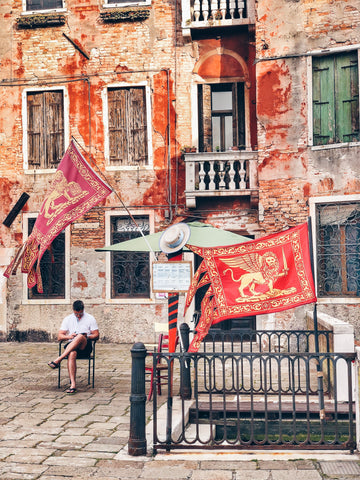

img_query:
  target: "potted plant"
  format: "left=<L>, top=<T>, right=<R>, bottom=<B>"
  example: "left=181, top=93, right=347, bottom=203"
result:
left=181, top=146, right=191, bottom=153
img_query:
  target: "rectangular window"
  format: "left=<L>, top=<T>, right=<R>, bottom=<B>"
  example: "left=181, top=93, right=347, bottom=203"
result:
left=108, top=87, right=148, bottom=166
left=27, top=90, right=65, bottom=169
left=315, top=202, right=360, bottom=297
left=27, top=218, right=66, bottom=299
left=110, top=216, right=150, bottom=298
left=312, top=51, right=359, bottom=146
left=198, top=82, right=245, bottom=152
left=26, top=0, right=63, bottom=10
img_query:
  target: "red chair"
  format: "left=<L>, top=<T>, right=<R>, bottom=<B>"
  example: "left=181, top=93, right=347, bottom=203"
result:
left=145, top=333, right=178, bottom=401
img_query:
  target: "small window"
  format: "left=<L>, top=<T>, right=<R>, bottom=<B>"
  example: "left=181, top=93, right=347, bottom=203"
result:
left=27, top=90, right=65, bottom=169
left=26, top=0, right=63, bottom=11
left=312, top=51, right=359, bottom=146
left=110, top=216, right=150, bottom=298
left=105, top=0, right=149, bottom=4
left=198, top=82, right=245, bottom=152
left=27, top=218, right=66, bottom=299
left=108, top=87, right=148, bottom=166
left=315, top=202, right=360, bottom=297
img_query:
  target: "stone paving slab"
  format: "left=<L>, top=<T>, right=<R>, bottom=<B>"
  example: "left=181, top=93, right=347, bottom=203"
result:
left=0, top=342, right=359, bottom=479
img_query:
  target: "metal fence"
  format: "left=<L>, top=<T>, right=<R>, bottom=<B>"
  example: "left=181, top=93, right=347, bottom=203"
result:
left=151, top=351, right=355, bottom=452
left=128, top=329, right=356, bottom=455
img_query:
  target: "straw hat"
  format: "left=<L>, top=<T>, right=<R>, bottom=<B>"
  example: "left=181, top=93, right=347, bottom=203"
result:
left=159, top=223, right=191, bottom=254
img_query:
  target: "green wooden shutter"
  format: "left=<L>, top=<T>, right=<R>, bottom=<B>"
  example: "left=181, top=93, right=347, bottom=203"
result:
left=312, top=56, right=335, bottom=146
left=335, top=51, right=359, bottom=143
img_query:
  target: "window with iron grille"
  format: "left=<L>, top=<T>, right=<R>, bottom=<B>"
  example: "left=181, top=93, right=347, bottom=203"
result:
left=198, top=82, right=245, bottom=152
left=315, top=202, right=360, bottom=297
left=27, top=90, right=65, bottom=169
left=108, top=87, right=148, bottom=166
left=27, top=218, right=65, bottom=299
left=26, top=0, right=63, bottom=10
left=312, top=51, right=359, bottom=146
left=110, top=216, right=150, bottom=298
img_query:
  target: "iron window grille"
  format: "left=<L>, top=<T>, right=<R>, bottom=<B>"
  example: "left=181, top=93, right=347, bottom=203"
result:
left=28, top=218, right=65, bottom=299
left=315, top=201, right=360, bottom=297
left=110, top=216, right=150, bottom=298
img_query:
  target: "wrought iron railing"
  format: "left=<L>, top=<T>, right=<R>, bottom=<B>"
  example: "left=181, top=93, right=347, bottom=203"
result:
left=150, top=351, right=355, bottom=452
left=128, top=329, right=355, bottom=455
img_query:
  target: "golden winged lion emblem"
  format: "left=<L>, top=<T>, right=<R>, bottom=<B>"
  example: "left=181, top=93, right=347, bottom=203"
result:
left=220, top=250, right=292, bottom=302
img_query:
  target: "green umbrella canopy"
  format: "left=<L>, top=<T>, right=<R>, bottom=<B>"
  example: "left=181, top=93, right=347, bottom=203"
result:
left=95, top=221, right=249, bottom=253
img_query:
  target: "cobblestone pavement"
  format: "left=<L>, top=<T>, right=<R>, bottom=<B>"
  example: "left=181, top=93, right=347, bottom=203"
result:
left=0, top=342, right=359, bottom=479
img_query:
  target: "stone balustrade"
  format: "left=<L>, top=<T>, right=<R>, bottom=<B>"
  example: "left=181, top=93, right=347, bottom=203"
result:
left=184, top=150, right=258, bottom=208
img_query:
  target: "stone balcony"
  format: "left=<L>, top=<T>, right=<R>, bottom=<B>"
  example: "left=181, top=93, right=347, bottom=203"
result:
left=181, top=0, right=255, bottom=38
left=184, top=150, right=258, bottom=208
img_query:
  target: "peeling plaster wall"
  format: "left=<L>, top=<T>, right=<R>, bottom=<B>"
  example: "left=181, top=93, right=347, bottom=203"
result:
left=257, top=0, right=360, bottom=334
left=0, top=0, right=183, bottom=341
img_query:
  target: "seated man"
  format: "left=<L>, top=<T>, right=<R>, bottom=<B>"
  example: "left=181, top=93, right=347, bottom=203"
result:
left=48, top=300, right=99, bottom=394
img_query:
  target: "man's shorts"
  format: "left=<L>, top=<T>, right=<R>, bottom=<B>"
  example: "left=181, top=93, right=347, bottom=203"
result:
left=64, top=337, right=93, bottom=358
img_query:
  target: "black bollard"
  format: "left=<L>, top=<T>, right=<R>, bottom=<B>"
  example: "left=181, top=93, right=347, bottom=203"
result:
left=128, top=342, right=147, bottom=456
left=180, top=323, right=192, bottom=400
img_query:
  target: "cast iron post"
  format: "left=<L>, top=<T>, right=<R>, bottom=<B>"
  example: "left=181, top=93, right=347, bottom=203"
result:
left=128, top=342, right=147, bottom=456
left=180, top=323, right=192, bottom=400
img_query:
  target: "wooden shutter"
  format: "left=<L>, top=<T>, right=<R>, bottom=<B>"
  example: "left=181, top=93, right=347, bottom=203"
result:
left=27, top=92, right=44, bottom=167
left=335, top=52, right=359, bottom=143
left=198, top=84, right=212, bottom=152
left=27, top=91, right=64, bottom=168
left=312, top=56, right=335, bottom=146
left=129, top=88, right=147, bottom=166
left=233, top=82, right=245, bottom=148
left=45, top=91, right=64, bottom=167
left=108, top=87, right=147, bottom=166
left=108, top=88, right=127, bottom=166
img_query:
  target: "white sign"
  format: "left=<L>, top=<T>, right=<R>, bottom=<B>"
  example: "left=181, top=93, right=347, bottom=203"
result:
left=152, top=262, right=192, bottom=292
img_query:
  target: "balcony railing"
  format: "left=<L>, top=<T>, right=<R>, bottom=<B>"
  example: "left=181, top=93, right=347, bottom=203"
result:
left=184, top=150, right=258, bottom=208
left=181, top=0, right=255, bottom=36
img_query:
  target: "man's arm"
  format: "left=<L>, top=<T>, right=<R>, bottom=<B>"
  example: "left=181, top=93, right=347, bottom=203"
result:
left=58, top=329, right=76, bottom=342
left=88, top=329, right=99, bottom=341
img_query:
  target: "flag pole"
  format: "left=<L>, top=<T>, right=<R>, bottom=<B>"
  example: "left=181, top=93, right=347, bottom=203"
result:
left=308, top=217, right=325, bottom=422
left=71, top=137, right=157, bottom=262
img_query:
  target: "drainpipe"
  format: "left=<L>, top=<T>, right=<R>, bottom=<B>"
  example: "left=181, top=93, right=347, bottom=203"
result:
left=163, top=68, right=173, bottom=223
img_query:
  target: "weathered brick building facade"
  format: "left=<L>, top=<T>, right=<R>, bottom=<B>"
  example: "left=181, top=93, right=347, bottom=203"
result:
left=0, top=0, right=359, bottom=343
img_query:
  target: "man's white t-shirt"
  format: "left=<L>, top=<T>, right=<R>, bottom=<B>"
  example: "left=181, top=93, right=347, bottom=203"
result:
left=60, top=311, right=98, bottom=336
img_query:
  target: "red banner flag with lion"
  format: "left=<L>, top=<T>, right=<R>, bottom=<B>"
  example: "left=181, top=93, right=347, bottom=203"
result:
left=185, top=223, right=317, bottom=352
left=4, top=141, right=112, bottom=292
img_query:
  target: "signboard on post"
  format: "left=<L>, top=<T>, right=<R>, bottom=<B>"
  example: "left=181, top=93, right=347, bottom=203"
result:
left=152, top=261, right=192, bottom=292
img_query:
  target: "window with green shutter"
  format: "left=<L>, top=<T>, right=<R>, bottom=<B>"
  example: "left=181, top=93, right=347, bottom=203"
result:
left=312, top=51, right=359, bottom=146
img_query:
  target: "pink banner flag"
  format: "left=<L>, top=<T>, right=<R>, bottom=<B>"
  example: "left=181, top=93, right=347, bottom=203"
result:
left=185, top=223, right=317, bottom=352
left=4, top=141, right=112, bottom=292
